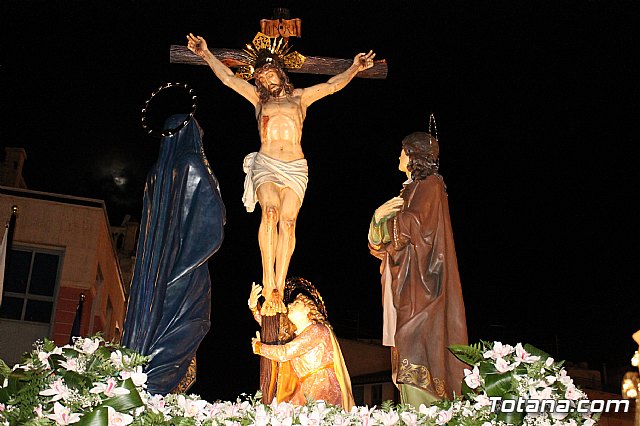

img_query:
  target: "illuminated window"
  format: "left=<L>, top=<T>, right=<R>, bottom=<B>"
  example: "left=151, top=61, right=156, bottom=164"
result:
left=0, top=247, right=61, bottom=323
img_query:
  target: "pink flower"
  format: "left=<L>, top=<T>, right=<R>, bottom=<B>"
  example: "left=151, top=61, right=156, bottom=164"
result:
left=558, top=369, right=573, bottom=386
left=530, top=385, right=553, bottom=400
left=79, top=338, right=100, bottom=354
left=177, top=395, right=209, bottom=418
left=372, top=410, right=400, bottom=426
left=107, top=406, right=133, bottom=426
left=435, top=407, right=453, bottom=425
left=514, top=343, right=540, bottom=364
left=464, top=366, right=482, bottom=389
left=473, top=394, right=492, bottom=409
left=59, top=357, right=80, bottom=372
left=90, top=378, right=129, bottom=397
left=352, top=405, right=375, bottom=426
left=45, top=402, right=81, bottom=425
left=120, top=366, right=147, bottom=388
left=484, top=342, right=514, bottom=360
left=110, top=350, right=124, bottom=369
left=495, top=356, right=515, bottom=373
left=39, top=379, right=71, bottom=401
left=400, top=411, right=418, bottom=426
left=298, top=410, right=322, bottom=426
left=419, top=404, right=439, bottom=418
left=34, top=404, right=44, bottom=418
left=565, top=384, right=583, bottom=400
left=146, top=394, right=170, bottom=415
left=272, top=417, right=294, bottom=426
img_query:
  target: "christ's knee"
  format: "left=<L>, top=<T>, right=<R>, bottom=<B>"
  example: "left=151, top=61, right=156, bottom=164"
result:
left=263, top=206, right=279, bottom=226
left=280, top=217, right=296, bottom=237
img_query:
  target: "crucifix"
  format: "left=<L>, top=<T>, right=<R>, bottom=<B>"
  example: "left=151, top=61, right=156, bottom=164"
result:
left=172, top=8, right=387, bottom=404
left=170, top=9, right=387, bottom=79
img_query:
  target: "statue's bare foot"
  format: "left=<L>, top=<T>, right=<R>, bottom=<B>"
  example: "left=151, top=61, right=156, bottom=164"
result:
left=260, top=289, right=287, bottom=316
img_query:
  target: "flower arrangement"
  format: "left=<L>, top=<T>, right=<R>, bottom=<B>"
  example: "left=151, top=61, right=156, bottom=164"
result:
left=0, top=337, right=599, bottom=425
left=449, top=341, right=600, bottom=425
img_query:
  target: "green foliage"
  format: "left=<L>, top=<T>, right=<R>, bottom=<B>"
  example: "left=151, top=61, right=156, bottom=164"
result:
left=0, top=358, right=11, bottom=378
left=380, top=399, right=396, bottom=410
left=523, top=343, right=550, bottom=360
left=483, top=371, right=516, bottom=397
left=103, top=378, right=144, bottom=412
left=0, top=337, right=598, bottom=426
left=76, top=406, right=108, bottom=426
left=448, top=342, right=484, bottom=366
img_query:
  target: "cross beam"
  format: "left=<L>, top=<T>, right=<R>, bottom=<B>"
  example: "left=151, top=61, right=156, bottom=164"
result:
left=169, top=45, right=388, bottom=79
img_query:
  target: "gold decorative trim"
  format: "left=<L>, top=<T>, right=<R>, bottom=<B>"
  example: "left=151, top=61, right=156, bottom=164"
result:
left=396, top=358, right=447, bottom=398
left=172, top=356, right=197, bottom=394
left=235, top=32, right=306, bottom=80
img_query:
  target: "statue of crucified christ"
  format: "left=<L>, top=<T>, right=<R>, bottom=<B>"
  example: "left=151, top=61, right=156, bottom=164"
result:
left=187, top=33, right=375, bottom=314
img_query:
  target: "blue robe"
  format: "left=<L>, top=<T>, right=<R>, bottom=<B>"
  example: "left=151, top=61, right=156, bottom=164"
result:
left=122, top=115, right=225, bottom=394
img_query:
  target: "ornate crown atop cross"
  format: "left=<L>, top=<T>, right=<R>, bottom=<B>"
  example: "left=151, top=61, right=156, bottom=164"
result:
left=170, top=8, right=387, bottom=79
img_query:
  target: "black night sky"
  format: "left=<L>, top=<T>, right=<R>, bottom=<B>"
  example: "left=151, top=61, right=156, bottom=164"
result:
left=2, top=1, right=638, bottom=401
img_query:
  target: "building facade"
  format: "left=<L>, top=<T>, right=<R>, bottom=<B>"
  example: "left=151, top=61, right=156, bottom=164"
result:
left=0, top=185, right=126, bottom=365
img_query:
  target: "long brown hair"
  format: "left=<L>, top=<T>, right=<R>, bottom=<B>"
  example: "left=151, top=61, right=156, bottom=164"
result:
left=401, top=132, right=439, bottom=180
left=254, top=63, right=295, bottom=103
left=280, top=294, right=332, bottom=341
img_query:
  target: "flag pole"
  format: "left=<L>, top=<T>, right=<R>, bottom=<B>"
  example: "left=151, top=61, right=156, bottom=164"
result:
left=0, top=205, right=17, bottom=308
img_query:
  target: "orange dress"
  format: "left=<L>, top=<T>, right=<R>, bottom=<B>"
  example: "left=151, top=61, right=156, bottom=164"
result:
left=256, top=323, right=353, bottom=409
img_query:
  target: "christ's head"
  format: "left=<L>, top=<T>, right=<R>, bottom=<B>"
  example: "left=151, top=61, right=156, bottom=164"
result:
left=254, top=63, right=294, bottom=102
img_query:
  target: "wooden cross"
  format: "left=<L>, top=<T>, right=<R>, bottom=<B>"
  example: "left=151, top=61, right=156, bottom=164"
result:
left=170, top=9, right=387, bottom=79
left=172, top=9, right=386, bottom=405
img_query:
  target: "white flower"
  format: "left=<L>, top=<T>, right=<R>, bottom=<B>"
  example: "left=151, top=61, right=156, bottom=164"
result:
left=34, top=403, right=44, bottom=418
left=419, top=404, right=439, bottom=418
left=272, top=417, right=293, bottom=426
left=79, top=338, right=100, bottom=354
left=400, top=411, right=418, bottom=426
left=558, top=369, right=573, bottom=386
left=39, top=379, right=71, bottom=401
left=464, top=366, right=482, bottom=389
left=37, top=352, right=52, bottom=368
left=435, top=407, right=453, bottom=425
left=299, top=410, right=322, bottom=426
left=146, top=394, right=171, bottom=415
left=514, top=343, right=540, bottom=364
left=565, top=384, right=583, bottom=400
left=530, top=385, right=553, bottom=400
left=37, top=347, right=62, bottom=368
left=583, top=419, right=596, bottom=426
left=484, top=342, right=514, bottom=360
left=59, top=357, right=80, bottom=372
left=352, top=405, right=375, bottom=425
left=269, top=399, right=295, bottom=419
left=177, top=395, right=209, bottom=418
left=110, top=350, right=124, bottom=369
left=495, top=356, right=515, bottom=373
left=107, top=406, right=133, bottom=426
left=545, top=357, right=555, bottom=367
left=89, top=378, right=130, bottom=397
left=373, top=409, right=399, bottom=426
left=120, top=366, right=147, bottom=388
left=473, top=393, right=492, bottom=409
left=251, top=403, right=269, bottom=426
left=45, top=402, right=81, bottom=425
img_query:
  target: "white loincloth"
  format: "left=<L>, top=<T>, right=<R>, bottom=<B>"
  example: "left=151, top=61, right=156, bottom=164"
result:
left=242, top=152, right=309, bottom=213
